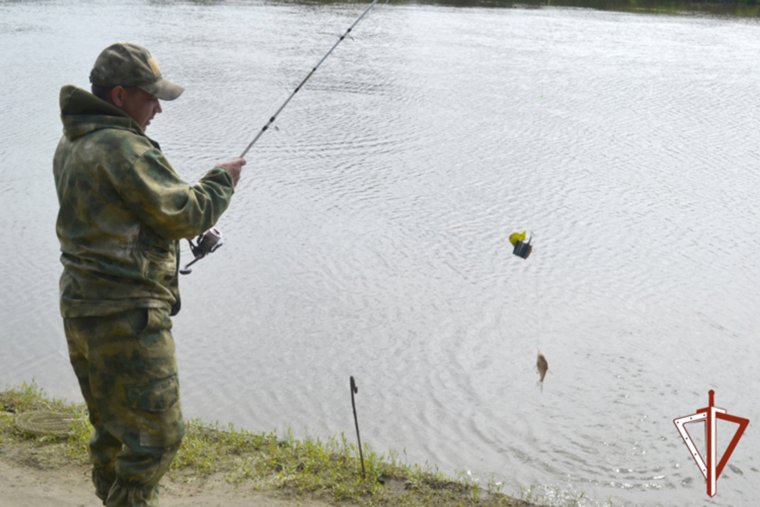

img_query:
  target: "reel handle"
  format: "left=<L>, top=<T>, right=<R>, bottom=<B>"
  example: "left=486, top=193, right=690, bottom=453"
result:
left=180, top=228, right=223, bottom=275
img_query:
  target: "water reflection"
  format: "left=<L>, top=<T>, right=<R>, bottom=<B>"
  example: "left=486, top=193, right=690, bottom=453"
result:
left=283, top=0, right=760, bottom=17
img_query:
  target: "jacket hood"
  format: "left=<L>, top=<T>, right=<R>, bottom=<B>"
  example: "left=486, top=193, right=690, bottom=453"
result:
left=59, top=85, right=143, bottom=140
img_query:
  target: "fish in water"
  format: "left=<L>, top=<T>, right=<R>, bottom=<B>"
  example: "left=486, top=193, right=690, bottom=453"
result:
left=536, top=352, right=548, bottom=383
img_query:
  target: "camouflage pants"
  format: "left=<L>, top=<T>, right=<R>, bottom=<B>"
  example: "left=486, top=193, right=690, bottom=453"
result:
left=64, top=307, right=185, bottom=507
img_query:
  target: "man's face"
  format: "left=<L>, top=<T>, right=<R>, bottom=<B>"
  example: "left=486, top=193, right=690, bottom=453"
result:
left=113, top=86, right=162, bottom=131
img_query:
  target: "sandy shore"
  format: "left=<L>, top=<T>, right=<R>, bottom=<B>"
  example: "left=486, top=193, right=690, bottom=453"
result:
left=0, top=453, right=332, bottom=507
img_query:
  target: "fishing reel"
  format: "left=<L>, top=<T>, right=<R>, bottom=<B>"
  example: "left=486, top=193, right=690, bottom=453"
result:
left=179, top=228, right=223, bottom=275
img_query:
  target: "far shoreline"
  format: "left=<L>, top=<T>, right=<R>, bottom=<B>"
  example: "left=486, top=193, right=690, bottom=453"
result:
left=402, top=0, right=760, bottom=17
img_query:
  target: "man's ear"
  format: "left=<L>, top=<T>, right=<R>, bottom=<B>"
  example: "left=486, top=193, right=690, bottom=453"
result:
left=109, top=85, right=127, bottom=107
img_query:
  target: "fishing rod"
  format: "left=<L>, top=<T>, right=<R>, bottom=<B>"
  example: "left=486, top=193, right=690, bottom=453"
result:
left=182, top=0, right=380, bottom=275
left=239, top=0, right=380, bottom=158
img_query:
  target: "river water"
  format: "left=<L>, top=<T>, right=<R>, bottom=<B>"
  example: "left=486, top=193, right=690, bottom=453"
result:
left=2, top=1, right=760, bottom=505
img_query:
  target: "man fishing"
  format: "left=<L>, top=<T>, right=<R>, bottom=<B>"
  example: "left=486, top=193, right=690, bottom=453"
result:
left=53, top=42, right=245, bottom=506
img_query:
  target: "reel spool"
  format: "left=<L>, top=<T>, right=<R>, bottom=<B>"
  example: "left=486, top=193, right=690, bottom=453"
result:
left=180, top=228, right=223, bottom=275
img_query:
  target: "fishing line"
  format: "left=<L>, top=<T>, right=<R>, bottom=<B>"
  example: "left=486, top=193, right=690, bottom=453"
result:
left=239, top=0, right=380, bottom=158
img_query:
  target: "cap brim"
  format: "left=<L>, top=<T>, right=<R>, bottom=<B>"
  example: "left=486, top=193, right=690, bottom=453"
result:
left=140, top=78, right=184, bottom=101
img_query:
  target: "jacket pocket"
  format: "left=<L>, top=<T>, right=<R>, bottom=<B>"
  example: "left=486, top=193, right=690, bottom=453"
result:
left=138, top=226, right=174, bottom=276
left=142, top=245, right=176, bottom=284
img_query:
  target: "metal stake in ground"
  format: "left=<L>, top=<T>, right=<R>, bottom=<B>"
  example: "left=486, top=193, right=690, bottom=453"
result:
left=350, top=376, right=366, bottom=478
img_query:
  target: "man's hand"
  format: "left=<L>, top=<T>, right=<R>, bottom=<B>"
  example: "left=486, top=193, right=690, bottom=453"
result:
left=216, top=158, right=246, bottom=187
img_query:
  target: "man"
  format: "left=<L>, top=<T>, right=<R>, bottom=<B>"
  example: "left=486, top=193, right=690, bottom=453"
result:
left=53, top=42, right=245, bottom=506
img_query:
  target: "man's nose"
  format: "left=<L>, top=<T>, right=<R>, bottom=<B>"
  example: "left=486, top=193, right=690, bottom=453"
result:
left=155, top=101, right=163, bottom=114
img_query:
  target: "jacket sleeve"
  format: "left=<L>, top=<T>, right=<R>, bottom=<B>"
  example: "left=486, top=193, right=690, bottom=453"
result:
left=108, top=146, right=235, bottom=240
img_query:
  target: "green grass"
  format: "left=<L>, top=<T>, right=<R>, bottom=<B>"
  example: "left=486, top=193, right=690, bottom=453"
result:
left=0, top=383, right=538, bottom=506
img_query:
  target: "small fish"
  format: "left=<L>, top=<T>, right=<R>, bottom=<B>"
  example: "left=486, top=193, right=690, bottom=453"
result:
left=536, top=352, right=548, bottom=383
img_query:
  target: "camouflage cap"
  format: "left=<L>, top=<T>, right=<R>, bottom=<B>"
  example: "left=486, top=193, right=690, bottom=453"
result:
left=89, top=43, right=184, bottom=101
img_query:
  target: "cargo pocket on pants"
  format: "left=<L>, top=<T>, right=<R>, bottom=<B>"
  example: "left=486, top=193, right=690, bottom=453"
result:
left=125, top=375, right=179, bottom=413
left=124, top=375, right=183, bottom=448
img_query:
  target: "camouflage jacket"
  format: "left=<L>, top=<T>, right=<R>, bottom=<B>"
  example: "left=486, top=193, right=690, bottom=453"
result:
left=54, top=85, right=234, bottom=318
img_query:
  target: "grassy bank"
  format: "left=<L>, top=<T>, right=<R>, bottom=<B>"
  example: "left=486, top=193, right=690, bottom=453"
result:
left=0, top=383, right=542, bottom=506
